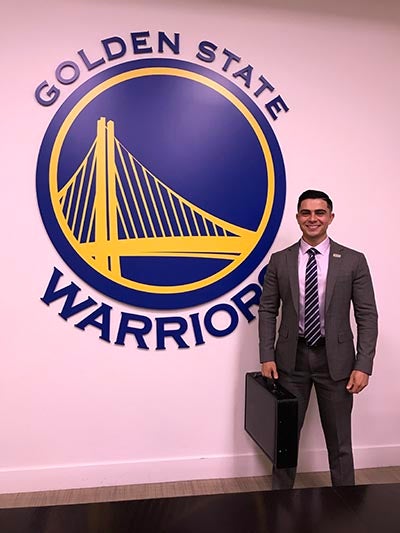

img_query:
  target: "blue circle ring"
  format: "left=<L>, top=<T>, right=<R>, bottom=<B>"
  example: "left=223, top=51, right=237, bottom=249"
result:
left=36, top=58, right=286, bottom=309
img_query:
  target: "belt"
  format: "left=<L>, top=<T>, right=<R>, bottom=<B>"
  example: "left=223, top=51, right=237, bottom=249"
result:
left=298, top=336, right=326, bottom=347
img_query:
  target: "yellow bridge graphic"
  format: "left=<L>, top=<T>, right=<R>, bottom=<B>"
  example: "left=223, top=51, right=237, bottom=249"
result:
left=57, top=117, right=255, bottom=277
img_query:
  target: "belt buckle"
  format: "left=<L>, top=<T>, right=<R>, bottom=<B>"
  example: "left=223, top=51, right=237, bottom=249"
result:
left=298, top=336, right=325, bottom=347
left=312, top=337, right=325, bottom=347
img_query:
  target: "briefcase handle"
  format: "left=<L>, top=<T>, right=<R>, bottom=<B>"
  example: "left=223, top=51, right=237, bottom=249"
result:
left=251, top=372, right=280, bottom=395
left=262, top=375, right=279, bottom=393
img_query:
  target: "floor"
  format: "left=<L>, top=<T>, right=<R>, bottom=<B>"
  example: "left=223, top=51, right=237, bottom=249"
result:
left=0, top=467, right=399, bottom=533
left=0, top=466, right=399, bottom=509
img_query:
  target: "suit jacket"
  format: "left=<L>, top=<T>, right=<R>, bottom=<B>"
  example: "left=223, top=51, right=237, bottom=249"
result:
left=258, top=239, right=378, bottom=381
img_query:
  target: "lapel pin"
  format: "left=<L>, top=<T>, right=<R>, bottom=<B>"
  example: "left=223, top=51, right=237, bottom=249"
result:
left=333, top=253, right=341, bottom=258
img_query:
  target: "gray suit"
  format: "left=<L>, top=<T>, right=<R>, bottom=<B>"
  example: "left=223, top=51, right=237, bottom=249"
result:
left=258, top=239, right=378, bottom=487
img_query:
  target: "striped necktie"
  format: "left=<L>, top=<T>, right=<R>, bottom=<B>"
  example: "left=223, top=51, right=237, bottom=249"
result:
left=304, top=248, right=321, bottom=346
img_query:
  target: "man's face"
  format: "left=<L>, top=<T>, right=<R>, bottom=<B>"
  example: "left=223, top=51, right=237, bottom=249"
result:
left=296, top=198, right=334, bottom=245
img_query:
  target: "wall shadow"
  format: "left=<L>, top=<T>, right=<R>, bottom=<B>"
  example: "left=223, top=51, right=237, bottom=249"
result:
left=90, top=0, right=400, bottom=25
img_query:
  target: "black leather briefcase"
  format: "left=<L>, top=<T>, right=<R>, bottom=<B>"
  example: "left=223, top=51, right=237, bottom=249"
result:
left=245, top=372, right=298, bottom=469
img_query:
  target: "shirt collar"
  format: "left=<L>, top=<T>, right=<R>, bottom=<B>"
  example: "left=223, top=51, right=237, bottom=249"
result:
left=300, top=236, right=330, bottom=255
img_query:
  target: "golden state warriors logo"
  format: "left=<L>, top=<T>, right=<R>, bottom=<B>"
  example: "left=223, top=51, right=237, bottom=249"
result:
left=36, top=58, right=285, bottom=309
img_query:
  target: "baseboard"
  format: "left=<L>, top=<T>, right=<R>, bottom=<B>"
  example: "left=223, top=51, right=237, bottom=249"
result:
left=0, top=454, right=271, bottom=494
left=298, top=444, right=400, bottom=472
left=1, top=445, right=399, bottom=494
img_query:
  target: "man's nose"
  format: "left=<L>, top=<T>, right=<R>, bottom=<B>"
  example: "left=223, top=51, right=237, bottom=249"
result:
left=309, top=212, right=317, bottom=221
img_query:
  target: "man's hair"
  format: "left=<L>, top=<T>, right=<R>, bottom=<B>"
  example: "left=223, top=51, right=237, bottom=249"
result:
left=297, top=190, right=333, bottom=212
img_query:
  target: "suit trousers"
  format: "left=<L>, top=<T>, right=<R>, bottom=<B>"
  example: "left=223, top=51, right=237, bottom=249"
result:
left=272, top=340, right=355, bottom=490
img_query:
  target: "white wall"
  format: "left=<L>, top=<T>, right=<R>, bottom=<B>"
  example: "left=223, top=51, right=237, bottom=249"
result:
left=1, top=0, right=399, bottom=493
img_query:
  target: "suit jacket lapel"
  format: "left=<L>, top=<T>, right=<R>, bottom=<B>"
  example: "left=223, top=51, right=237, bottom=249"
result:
left=287, top=242, right=300, bottom=316
left=325, top=239, right=343, bottom=312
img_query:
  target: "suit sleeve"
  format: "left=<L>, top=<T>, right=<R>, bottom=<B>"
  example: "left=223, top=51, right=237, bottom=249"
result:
left=352, top=253, right=378, bottom=375
left=258, top=253, right=281, bottom=363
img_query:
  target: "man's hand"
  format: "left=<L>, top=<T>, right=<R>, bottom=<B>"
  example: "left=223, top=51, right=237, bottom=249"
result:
left=261, top=361, right=279, bottom=379
left=346, top=370, right=369, bottom=394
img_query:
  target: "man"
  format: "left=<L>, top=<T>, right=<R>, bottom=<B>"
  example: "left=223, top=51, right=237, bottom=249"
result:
left=258, top=190, right=378, bottom=489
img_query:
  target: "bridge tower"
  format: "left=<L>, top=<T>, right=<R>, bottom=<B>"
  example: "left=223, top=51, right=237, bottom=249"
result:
left=93, top=117, right=121, bottom=276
